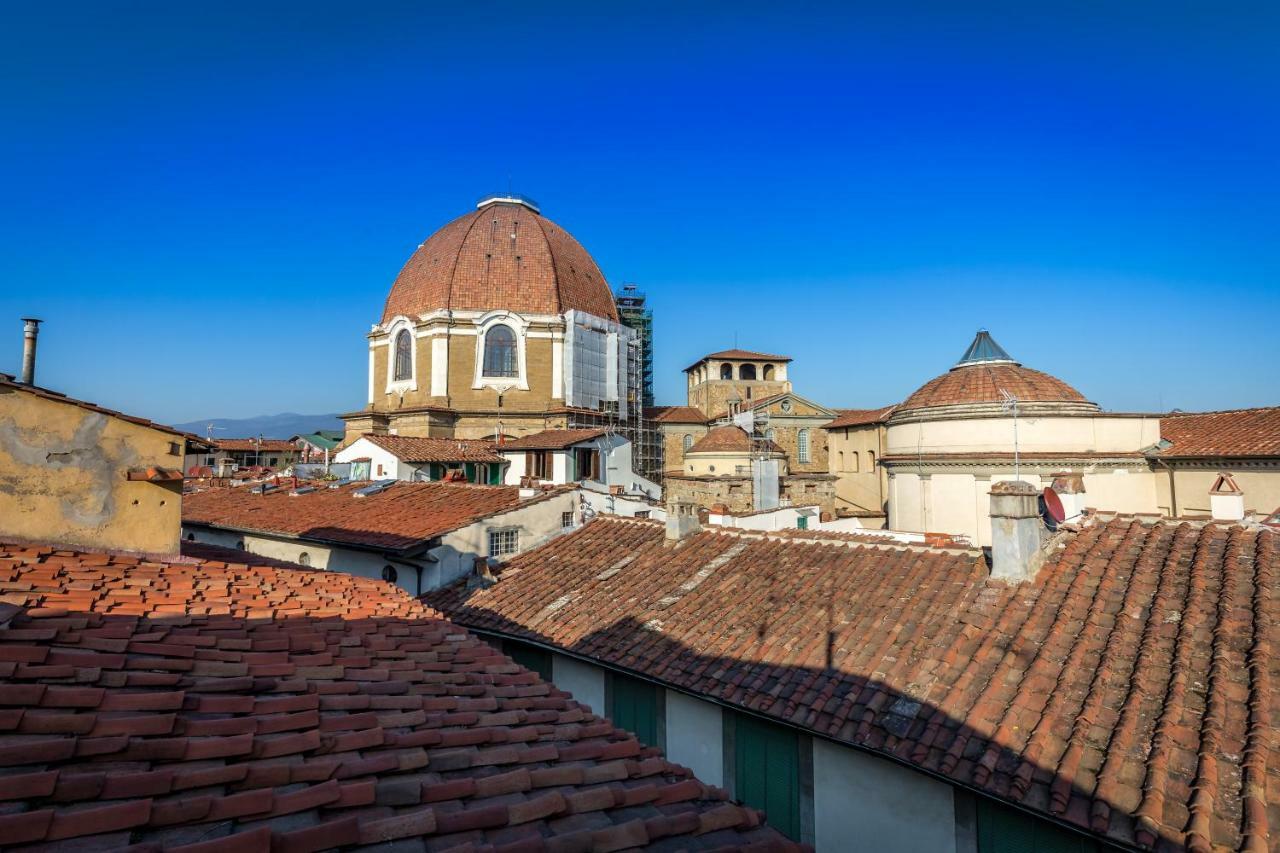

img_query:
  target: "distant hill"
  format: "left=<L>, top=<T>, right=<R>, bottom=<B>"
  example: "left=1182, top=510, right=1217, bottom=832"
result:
left=171, top=413, right=345, bottom=440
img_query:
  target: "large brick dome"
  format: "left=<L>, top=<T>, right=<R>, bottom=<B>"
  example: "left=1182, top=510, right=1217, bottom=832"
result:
left=381, top=196, right=619, bottom=324
left=897, top=330, right=1094, bottom=414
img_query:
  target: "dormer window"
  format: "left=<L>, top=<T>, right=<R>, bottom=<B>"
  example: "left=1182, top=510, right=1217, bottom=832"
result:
left=483, top=324, right=518, bottom=377
left=393, top=330, right=413, bottom=381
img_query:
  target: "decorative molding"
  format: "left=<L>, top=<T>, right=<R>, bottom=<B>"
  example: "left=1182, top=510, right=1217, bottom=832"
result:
left=382, top=316, right=418, bottom=395
left=472, top=310, right=530, bottom=393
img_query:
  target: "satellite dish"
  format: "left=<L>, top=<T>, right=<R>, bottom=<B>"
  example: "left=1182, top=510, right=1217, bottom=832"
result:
left=1042, top=487, right=1066, bottom=525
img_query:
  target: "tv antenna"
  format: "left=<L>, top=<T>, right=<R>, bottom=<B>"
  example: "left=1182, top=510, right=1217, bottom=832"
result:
left=205, top=423, right=226, bottom=441
left=999, top=389, right=1020, bottom=480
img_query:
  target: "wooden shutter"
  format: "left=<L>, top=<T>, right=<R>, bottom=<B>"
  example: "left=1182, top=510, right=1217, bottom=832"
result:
left=610, top=673, right=659, bottom=747
left=734, top=713, right=800, bottom=841
left=976, top=797, right=1100, bottom=853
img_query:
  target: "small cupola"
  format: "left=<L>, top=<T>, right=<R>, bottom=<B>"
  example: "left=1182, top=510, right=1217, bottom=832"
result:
left=955, top=329, right=1017, bottom=368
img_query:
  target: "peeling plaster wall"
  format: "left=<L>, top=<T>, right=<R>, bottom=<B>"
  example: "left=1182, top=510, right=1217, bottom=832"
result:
left=0, top=388, right=182, bottom=554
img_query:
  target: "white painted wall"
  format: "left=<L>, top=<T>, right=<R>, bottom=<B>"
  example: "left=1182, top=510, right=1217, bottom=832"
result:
left=501, top=436, right=661, bottom=499
left=709, top=506, right=815, bottom=531
left=431, top=490, right=578, bottom=587
left=552, top=655, right=605, bottom=715
left=334, top=437, right=406, bottom=480
left=665, top=689, right=724, bottom=787
left=579, top=485, right=665, bottom=520
left=813, top=738, right=959, bottom=853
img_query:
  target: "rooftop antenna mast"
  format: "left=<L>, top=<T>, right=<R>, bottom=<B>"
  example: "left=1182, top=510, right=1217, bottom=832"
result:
left=999, top=389, right=1020, bottom=480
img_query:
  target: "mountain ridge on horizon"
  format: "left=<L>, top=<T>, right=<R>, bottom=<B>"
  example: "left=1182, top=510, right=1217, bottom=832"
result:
left=171, top=412, right=344, bottom=440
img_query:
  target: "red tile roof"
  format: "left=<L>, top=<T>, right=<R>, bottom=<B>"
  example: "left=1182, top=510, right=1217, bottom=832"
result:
left=686, top=426, right=780, bottom=454
left=1158, top=406, right=1280, bottom=458
left=822, top=405, right=897, bottom=429
left=381, top=201, right=619, bottom=324
left=686, top=349, right=792, bottom=371
left=0, top=540, right=794, bottom=851
left=499, top=429, right=608, bottom=450
left=0, top=374, right=191, bottom=440
left=899, top=364, right=1090, bottom=412
left=213, top=438, right=297, bottom=453
left=360, top=433, right=504, bottom=463
left=182, top=482, right=550, bottom=554
left=645, top=406, right=708, bottom=424
left=427, top=515, right=1280, bottom=851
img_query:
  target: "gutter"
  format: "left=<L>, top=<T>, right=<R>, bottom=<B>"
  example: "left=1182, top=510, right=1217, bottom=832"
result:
left=461, top=625, right=1132, bottom=853
left=182, top=520, right=441, bottom=563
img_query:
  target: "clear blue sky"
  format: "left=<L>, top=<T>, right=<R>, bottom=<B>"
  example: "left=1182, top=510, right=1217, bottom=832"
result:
left=2, top=2, right=1276, bottom=424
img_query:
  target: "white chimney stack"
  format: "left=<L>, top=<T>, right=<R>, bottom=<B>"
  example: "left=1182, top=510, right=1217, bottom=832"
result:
left=989, top=480, right=1046, bottom=581
left=1209, top=473, right=1245, bottom=521
left=665, top=498, right=702, bottom=543
left=1049, top=472, right=1087, bottom=522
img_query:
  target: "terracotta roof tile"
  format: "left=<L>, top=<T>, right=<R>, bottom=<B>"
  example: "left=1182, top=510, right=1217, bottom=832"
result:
left=360, top=433, right=504, bottom=463
left=499, top=429, right=608, bottom=450
left=381, top=202, right=618, bottom=324
left=686, top=426, right=780, bottom=454
left=427, top=514, right=1280, bottom=851
left=685, top=349, right=792, bottom=370
left=1158, top=406, right=1280, bottom=457
left=0, top=540, right=796, bottom=850
left=182, top=482, right=557, bottom=553
left=899, top=364, right=1089, bottom=411
left=645, top=406, right=708, bottom=424
left=822, top=405, right=897, bottom=429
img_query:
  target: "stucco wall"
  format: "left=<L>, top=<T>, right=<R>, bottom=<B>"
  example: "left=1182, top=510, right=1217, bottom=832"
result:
left=812, top=738, right=959, bottom=853
left=433, top=490, right=578, bottom=585
left=886, top=414, right=1160, bottom=457
left=664, top=689, right=724, bottom=787
left=826, top=423, right=888, bottom=517
left=1157, top=467, right=1280, bottom=517
left=0, top=388, right=184, bottom=554
left=550, top=655, right=605, bottom=715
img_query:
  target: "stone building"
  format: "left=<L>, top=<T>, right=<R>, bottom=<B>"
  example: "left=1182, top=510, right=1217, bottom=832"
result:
left=822, top=405, right=895, bottom=526
left=341, top=194, right=646, bottom=449
left=652, top=348, right=836, bottom=481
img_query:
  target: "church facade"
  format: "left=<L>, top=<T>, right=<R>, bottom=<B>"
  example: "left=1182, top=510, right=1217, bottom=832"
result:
left=341, top=195, right=644, bottom=445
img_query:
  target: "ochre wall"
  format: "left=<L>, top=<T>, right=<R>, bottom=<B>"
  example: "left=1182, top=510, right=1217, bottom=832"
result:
left=826, top=424, right=888, bottom=516
left=0, top=388, right=183, bottom=554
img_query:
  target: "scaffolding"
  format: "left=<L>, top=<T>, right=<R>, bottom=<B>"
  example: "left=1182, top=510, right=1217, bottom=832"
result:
left=613, top=285, right=662, bottom=480
left=563, top=305, right=661, bottom=482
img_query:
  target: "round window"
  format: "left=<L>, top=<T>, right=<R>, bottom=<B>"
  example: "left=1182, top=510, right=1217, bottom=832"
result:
left=381, top=565, right=399, bottom=583
left=780, top=400, right=792, bottom=413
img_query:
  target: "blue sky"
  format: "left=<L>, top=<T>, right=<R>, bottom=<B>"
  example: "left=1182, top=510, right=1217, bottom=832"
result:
left=2, top=2, right=1276, bottom=423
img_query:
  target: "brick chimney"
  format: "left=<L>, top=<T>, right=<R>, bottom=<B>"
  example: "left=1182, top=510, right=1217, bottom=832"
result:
left=989, top=480, right=1046, bottom=581
left=665, top=498, right=702, bottom=543
left=1049, top=472, right=1087, bottom=522
left=1209, top=473, right=1244, bottom=521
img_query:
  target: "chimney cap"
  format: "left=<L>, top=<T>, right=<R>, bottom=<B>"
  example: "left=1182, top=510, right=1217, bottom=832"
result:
left=989, top=480, right=1038, bottom=496
left=1209, top=472, right=1242, bottom=496
left=21, top=317, right=42, bottom=324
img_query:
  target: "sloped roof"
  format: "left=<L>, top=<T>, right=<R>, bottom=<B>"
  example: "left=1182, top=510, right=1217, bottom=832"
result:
left=0, top=374, right=191, bottom=440
left=684, top=349, right=791, bottom=372
left=645, top=406, right=708, bottom=425
left=499, top=429, right=608, bottom=451
left=900, top=363, right=1091, bottom=412
left=823, top=405, right=897, bottom=429
left=213, top=438, right=297, bottom=453
left=1157, top=406, right=1280, bottom=458
left=360, top=433, right=504, bottom=463
left=182, top=482, right=548, bottom=553
left=427, top=515, right=1280, bottom=851
left=381, top=199, right=618, bottom=324
left=686, top=426, right=780, bottom=455
left=0, top=540, right=794, bottom=851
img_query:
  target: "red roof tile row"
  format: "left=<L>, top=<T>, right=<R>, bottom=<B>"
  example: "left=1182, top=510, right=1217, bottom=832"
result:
left=686, top=426, right=781, bottom=455
left=182, top=482, right=552, bottom=554
left=0, top=541, right=794, bottom=850
left=684, top=350, right=792, bottom=371
left=645, top=406, right=708, bottom=425
left=1158, top=407, right=1280, bottom=458
left=899, top=363, right=1090, bottom=411
left=499, top=429, right=609, bottom=451
left=822, top=405, right=897, bottom=429
left=427, top=515, right=1280, bottom=851
left=360, top=433, right=505, bottom=464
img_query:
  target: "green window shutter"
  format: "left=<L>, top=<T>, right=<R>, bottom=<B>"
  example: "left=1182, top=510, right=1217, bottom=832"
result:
left=734, top=713, right=801, bottom=841
left=489, top=464, right=502, bottom=485
left=797, top=516, right=808, bottom=530
left=609, top=673, right=659, bottom=747
left=464, top=462, right=476, bottom=482
left=976, top=798, right=1101, bottom=853
left=504, top=640, right=553, bottom=682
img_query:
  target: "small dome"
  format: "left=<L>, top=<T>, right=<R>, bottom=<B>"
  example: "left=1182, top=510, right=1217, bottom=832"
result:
left=381, top=196, right=618, bottom=324
left=687, top=426, right=782, bottom=454
left=898, top=330, right=1094, bottom=414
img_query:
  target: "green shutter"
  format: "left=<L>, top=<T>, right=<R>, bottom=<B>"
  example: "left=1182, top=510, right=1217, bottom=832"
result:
left=976, top=798, right=1101, bottom=853
left=489, top=463, right=502, bottom=485
left=734, top=713, right=801, bottom=841
left=796, top=516, right=808, bottom=530
left=610, top=673, right=659, bottom=747
left=464, top=462, right=476, bottom=482
left=504, top=641, right=553, bottom=682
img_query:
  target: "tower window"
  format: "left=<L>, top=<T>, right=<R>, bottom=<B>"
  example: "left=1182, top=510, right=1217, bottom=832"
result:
left=739, top=364, right=756, bottom=380
left=798, top=429, right=810, bottom=463
left=763, top=364, right=775, bottom=381
left=393, top=329, right=412, bottom=381
left=483, top=324, right=518, bottom=377
left=682, top=434, right=694, bottom=455
left=720, top=363, right=733, bottom=380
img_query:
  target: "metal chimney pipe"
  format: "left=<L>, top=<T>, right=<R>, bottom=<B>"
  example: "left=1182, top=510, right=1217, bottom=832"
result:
left=20, top=318, right=41, bottom=385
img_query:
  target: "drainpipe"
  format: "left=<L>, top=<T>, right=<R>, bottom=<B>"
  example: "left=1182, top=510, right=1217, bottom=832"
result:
left=1154, top=457, right=1177, bottom=517
left=20, top=318, right=41, bottom=385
